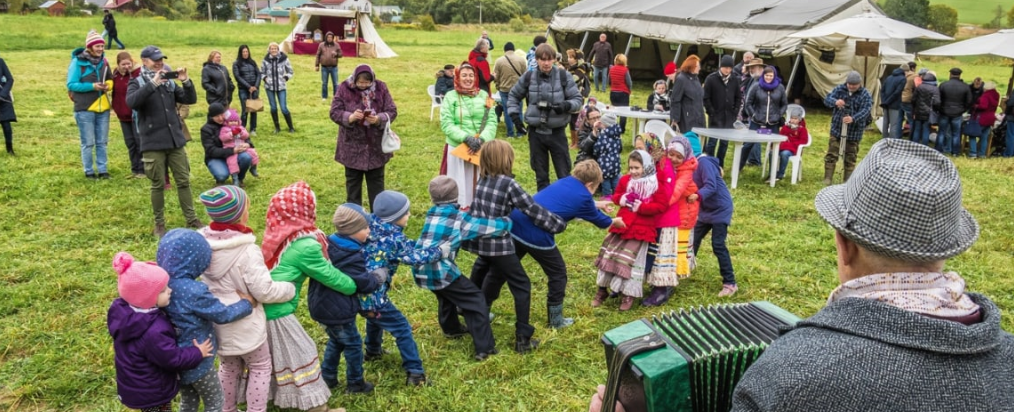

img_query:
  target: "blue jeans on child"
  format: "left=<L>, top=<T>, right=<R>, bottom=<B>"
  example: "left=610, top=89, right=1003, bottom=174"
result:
left=321, top=322, right=366, bottom=387
left=777, top=149, right=793, bottom=179
left=321, top=66, right=338, bottom=99
left=266, top=89, right=290, bottom=115
left=601, top=176, right=619, bottom=196
left=692, top=222, right=735, bottom=286
left=364, top=302, right=425, bottom=375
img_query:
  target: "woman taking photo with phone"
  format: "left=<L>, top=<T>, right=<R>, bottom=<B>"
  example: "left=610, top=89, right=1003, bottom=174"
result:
left=329, top=64, right=397, bottom=209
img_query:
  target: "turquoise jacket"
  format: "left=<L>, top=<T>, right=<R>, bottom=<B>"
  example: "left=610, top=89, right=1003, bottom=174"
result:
left=66, top=47, right=112, bottom=112
left=440, top=90, right=497, bottom=146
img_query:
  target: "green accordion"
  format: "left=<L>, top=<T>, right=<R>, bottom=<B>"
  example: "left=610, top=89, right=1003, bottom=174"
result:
left=600, top=302, right=801, bottom=412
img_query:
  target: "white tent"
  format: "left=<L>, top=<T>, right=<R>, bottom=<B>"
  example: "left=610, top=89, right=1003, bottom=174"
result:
left=283, top=8, right=397, bottom=58
left=548, top=0, right=910, bottom=102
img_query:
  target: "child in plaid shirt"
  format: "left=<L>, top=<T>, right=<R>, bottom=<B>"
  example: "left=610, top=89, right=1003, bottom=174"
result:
left=412, top=176, right=512, bottom=361
left=360, top=190, right=445, bottom=386
left=462, top=140, right=567, bottom=354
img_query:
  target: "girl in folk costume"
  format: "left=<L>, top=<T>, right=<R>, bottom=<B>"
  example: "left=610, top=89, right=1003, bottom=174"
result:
left=593, top=149, right=673, bottom=311
left=644, top=134, right=700, bottom=307
left=260, top=181, right=351, bottom=412
left=439, top=62, right=497, bottom=207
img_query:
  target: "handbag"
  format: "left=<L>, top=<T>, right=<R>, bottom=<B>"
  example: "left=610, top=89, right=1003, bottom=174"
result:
left=962, top=114, right=983, bottom=137
left=381, top=118, right=401, bottom=153
left=245, top=98, right=264, bottom=113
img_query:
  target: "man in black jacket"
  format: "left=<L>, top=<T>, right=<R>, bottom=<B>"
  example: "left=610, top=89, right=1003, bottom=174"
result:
left=880, top=65, right=907, bottom=139
left=102, top=11, right=125, bottom=50
left=127, top=45, right=201, bottom=238
left=703, top=55, right=742, bottom=167
left=937, top=67, right=972, bottom=155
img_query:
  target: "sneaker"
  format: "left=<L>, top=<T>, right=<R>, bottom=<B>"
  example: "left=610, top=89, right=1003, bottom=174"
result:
left=345, top=381, right=374, bottom=394
left=85, top=173, right=97, bottom=180
left=718, top=284, right=738, bottom=297
left=474, top=347, right=499, bottom=361
left=99, top=172, right=111, bottom=179
left=323, top=377, right=339, bottom=389
left=443, top=327, right=469, bottom=339
left=250, top=130, right=257, bottom=136
left=364, top=349, right=390, bottom=362
left=406, top=372, right=427, bottom=386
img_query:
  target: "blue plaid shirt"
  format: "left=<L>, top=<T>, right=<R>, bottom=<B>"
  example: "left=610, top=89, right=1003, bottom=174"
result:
left=412, top=204, right=512, bottom=290
left=359, top=215, right=442, bottom=313
left=824, top=83, right=872, bottom=141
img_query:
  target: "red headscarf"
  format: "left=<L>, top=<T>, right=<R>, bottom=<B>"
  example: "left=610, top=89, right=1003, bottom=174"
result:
left=261, top=181, right=329, bottom=270
left=454, top=62, right=479, bottom=98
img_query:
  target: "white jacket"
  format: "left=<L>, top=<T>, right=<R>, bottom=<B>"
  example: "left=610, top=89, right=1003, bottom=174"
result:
left=199, top=228, right=295, bottom=356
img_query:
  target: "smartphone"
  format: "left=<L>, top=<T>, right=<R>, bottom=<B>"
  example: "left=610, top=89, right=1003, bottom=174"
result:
left=364, top=109, right=374, bottom=117
left=162, top=71, right=180, bottom=80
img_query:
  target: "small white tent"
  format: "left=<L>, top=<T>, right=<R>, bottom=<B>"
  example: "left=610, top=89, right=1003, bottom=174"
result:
left=283, top=8, right=397, bottom=58
left=548, top=0, right=909, bottom=102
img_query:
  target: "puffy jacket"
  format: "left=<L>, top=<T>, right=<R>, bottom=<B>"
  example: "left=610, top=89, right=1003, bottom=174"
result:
left=507, top=66, right=583, bottom=130
left=126, top=71, right=198, bottom=152
left=67, top=47, right=113, bottom=112
left=609, top=173, right=672, bottom=243
left=693, top=156, right=733, bottom=225
left=973, top=88, right=1000, bottom=127
left=198, top=228, right=295, bottom=356
left=670, top=71, right=706, bottom=133
left=107, top=299, right=204, bottom=409
left=260, top=52, right=293, bottom=91
left=703, top=71, right=742, bottom=128
left=263, top=236, right=357, bottom=321
left=307, top=234, right=381, bottom=327
left=201, top=61, right=234, bottom=106
left=938, top=77, right=972, bottom=117
left=232, top=58, right=260, bottom=91
left=674, top=157, right=700, bottom=230
left=329, top=64, right=397, bottom=171
left=880, top=68, right=906, bottom=110
left=655, top=156, right=697, bottom=228
left=111, top=67, right=140, bottom=122
left=434, top=72, right=454, bottom=97
left=745, top=81, right=788, bottom=126
left=913, top=77, right=941, bottom=122
left=440, top=89, right=496, bottom=146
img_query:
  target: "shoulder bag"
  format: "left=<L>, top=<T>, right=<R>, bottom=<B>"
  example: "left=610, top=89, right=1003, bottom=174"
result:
left=381, top=113, right=401, bottom=153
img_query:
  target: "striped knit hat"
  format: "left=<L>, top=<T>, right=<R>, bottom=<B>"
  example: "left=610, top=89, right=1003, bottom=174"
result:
left=199, top=185, right=248, bottom=224
left=86, top=30, right=105, bottom=49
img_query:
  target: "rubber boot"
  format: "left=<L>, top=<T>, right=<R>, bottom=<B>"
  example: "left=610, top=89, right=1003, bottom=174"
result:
left=283, top=112, right=295, bottom=133
left=547, top=304, right=574, bottom=329
left=844, top=167, right=854, bottom=182
left=515, top=334, right=540, bottom=354
left=270, top=110, right=281, bottom=134
left=822, top=163, right=836, bottom=186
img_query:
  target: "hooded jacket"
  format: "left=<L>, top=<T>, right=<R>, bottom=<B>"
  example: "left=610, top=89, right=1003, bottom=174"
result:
left=157, top=229, right=253, bottom=384
left=107, top=299, right=204, bottom=409
left=329, top=64, right=397, bottom=171
left=938, top=76, right=972, bottom=117
left=657, top=156, right=699, bottom=229
left=260, top=51, right=293, bottom=91
left=692, top=156, right=733, bottom=225
left=263, top=236, right=358, bottom=321
left=609, top=173, right=672, bottom=243
left=201, top=60, right=235, bottom=106
left=307, top=234, right=381, bottom=326
left=315, top=32, right=342, bottom=68
left=198, top=228, right=295, bottom=356
left=731, top=293, right=1014, bottom=412
left=973, top=86, right=1000, bottom=127
left=111, top=66, right=140, bottom=122
left=913, top=75, right=941, bottom=122
left=880, top=68, right=906, bottom=110
left=67, top=47, right=114, bottom=112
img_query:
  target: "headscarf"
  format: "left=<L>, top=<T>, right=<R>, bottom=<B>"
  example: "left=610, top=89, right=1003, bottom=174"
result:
left=261, top=181, right=329, bottom=270
left=667, top=134, right=696, bottom=162
left=637, top=132, right=665, bottom=164
left=453, top=62, right=479, bottom=98
left=626, top=150, right=659, bottom=201
left=345, top=64, right=376, bottom=111
left=758, top=65, right=782, bottom=92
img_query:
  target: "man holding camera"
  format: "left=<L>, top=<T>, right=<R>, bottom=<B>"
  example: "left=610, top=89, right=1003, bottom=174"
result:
left=507, top=43, right=583, bottom=191
left=126, top=45, right=201, bottom=238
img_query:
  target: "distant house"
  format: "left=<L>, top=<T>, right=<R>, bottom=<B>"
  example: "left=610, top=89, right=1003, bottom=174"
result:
left=373, top=5, right=400, bottom=22
left=316, top=0, right=370, bottom=13
left=40, top=0, right=66, bottom=16
left=256, top=0, right=322, bottom=24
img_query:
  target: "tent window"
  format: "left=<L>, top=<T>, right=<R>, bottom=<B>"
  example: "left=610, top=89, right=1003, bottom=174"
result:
left=631, top=37, right=641, bottom=49
left=668, top=43, right=679, bottom=51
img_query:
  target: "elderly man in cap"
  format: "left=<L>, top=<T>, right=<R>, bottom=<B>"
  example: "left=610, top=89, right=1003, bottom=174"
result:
left=731, top=138, right=1014, bottom=411
left=126, top=45, right=201, bottom=237
left=822, top=71, right=872, bottom=184
left=703, top=55, right=743, bottom=167
left=938, top=67, right=972, bottom=156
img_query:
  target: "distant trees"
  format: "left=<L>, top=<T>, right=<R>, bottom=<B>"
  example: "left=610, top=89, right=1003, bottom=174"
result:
left=1008, top=4, right=1014, bottom=28
left=883, top=0, right=929, bottom=28
left=926, top=4, right=958, bottom=36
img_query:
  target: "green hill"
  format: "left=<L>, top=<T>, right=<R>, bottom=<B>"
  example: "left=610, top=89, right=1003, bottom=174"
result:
left=931, top=0, right=1010, bottom=26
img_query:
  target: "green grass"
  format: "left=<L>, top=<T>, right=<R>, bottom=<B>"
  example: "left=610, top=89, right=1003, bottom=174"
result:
left=1, top=14, right=1014, bottom=412
left=931, top=0, right=1010, bottom=26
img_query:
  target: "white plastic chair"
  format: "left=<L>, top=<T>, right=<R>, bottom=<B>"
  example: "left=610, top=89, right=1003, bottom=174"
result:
left=644, top=119, right=675, bottom=147
left=428, top=85, right=441, bottom=121
left=762, top=104, right=812, bottom=184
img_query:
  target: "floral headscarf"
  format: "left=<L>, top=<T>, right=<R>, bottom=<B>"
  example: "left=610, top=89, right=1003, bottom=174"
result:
left=261, top=181, right=329, bottom=270
left=667, top=134, right=696, bottom=162
left=454, top=62, right=479, bottom=98
left=636, top=132, right=665, bottom=164
left=626, top=149, right=658, bottom=202
left=345, top=64, right=377, bottom=112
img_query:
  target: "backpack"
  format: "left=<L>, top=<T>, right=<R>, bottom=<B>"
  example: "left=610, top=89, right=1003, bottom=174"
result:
left=523, top=67, right=572, bottom=98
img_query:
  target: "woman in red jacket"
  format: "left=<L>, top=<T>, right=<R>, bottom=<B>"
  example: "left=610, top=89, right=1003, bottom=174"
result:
left=468, top=37, right=494, bottom=95
left=969, top=81, right=999, bottom=159
left=111, top=51, right=143, bottom=179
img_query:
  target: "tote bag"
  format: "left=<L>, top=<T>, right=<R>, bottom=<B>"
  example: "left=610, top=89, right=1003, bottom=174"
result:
left=381, top=121, right=401, bottom=153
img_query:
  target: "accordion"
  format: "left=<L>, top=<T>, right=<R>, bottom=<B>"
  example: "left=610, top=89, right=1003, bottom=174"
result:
left=600, top=301, right=800, bottom=412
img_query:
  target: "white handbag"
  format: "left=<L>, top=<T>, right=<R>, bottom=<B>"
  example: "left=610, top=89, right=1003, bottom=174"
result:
left=381, top=120, right=401, bottom=153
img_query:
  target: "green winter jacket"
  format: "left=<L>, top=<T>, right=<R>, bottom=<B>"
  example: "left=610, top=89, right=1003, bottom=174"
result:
left=440, top=90, right=497, bottom=146
left=263, top=237, right=356, bottom=321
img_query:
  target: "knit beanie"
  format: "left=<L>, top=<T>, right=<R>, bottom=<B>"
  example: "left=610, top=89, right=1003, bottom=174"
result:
left=86, top=30, right=105, bottom=49
left=113, top=252, right=169, bottom=309
left=664, top=62, right=677, bottom=76
left=208, top=102, right=227, bottom=118
left=720, top=55, right=734, bottom=68
left=428, top=176, right=459, bottom=205
left=333, top=203, right=369, bottom=235
left=373, top=190, right=410, bottom=223
left=200, top=185, right=247, bottom=224
left=845, top=71, right=862, bottom=85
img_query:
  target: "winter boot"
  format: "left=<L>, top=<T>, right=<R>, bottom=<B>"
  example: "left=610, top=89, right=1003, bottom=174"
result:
left=618, top=295, right=635, bottom=311
left=642, top=286, right=673, bottom=307
left=283, top=113, right=295, bottom=133
left=547, top=304, right=574, bottom=329
left=345, top=380, right=375, bottom=394
left=514, top=335, right=540, bottom=354
left=822, top=163, right=836, bottom=186
left=591, top=287, right=609, bottom=307
left=270, top=110, right=281, bottom=134
left=843, top=166, right=855, bottom=182
left=4, top=139, right=13, bottom=155
left=406, top=372, right=428, bottom=386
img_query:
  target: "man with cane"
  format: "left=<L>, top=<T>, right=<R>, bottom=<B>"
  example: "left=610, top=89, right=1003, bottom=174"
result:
left=823, top=71, right=872, bottom=185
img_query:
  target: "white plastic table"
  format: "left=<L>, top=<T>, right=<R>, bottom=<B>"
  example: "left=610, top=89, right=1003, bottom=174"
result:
left=691, top=127, right=788, bottom=189
left=602, top=106, right=670, bottom=143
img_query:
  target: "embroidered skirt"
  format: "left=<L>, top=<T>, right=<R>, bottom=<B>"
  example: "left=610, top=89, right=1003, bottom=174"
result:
left=595, top=233, right=648, bottom=297
left=647, top=227, right=695, bottom=286
left=266, top=314, right=331, bottom=410
left=444, top=145, right=480, bottom=207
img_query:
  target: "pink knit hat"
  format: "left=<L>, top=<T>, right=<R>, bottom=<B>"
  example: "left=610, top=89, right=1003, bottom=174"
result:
left=85, top=30, right=105, bottom=49
left=113, top=252, right=169, bottom=309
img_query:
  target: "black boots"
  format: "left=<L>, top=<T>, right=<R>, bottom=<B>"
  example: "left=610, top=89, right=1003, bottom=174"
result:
left=283, top=113, right=295, bottom=133
left=515, top=335, right=540, bottom=354
left=547, top=304, right=574, bottom=329
left=270, top=110, right=281, bottom=134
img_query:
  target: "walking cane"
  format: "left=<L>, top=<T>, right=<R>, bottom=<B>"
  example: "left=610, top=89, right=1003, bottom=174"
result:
left=836, top=110, right=849, bottom=184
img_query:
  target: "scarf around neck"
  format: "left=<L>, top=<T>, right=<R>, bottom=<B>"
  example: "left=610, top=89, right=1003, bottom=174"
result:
left=261, top=181, right=329, bottom=270
left=758, top=66, right=782, bottom=92
left=626, top=150, right=658, bottom=200
left=827, top=272, right=980, bottom=318
left=140, top=65, right=176, bottom=91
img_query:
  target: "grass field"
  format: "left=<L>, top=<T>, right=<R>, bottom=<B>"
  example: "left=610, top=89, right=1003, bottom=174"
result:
left=932, top=0, right=1011, bottom=26
left=1, top=15, right=1013, bottom=412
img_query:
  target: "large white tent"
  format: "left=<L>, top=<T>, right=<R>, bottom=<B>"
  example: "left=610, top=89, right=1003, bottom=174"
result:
left=283, top=8, right=397, bottom=58
left=548, top=0, right=910, bottom=102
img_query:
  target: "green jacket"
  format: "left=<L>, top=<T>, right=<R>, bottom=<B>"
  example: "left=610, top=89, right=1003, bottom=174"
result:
left=264, top=237, right=356, bottom=320
left=440, top=90, right=497, bottom=146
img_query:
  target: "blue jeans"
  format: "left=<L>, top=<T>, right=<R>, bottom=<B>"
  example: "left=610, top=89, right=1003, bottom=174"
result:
left=901, top=103, right=913, bottom=132
left=206, top=152, right=252, bottom=183
left=500, top=91, right=516, bottom=136
left=364, top=302, right=424, bottom=374
left=886, top=108, right=903, bottom=139
left=777, top=149, right=793, bottom=179
left=739, top=120, right=771, bottom=170
left=266, top=89, right=289, bottom=115
left=74, top=110, right=110, bottom=175
left=912, top=120, right=931, bottom=146
left=968, top=126, right=991, bottom=158
left=937, top=115, right=962, bottom=154
left=320, top=66, right=338, bottom=99
left=1006, top=122, right=1014, bottom=157
left=692, top=222, right=735, bottom=285
left=321, top=322, right=366, bottom=387
left=601, top=176, right=619, bottom=196
left=237, top=88, right=258, bottom=132
left=105, top=33, right=124, bottom=49
left=593, top=66, right=609, bottom=91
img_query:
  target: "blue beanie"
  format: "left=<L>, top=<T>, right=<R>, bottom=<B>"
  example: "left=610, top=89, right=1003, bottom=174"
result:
left=373, top=191, right=410, bottom=223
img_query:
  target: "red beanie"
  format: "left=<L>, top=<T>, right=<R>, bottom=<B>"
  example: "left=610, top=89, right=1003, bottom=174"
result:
left=664, top=62, right=677, bottom=76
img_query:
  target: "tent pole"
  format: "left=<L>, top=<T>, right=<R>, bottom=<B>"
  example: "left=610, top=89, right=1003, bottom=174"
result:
left=624, top=34, right=634, bottom=57
left=1007, top=64, right=1013, bottom=97
left=786, top=50, right=802, bottom=100
left=731, top=51, right=737, bottom=61
left=579, top=32, right=590, bottom=52
left=674, top=44, right=683, bottom=63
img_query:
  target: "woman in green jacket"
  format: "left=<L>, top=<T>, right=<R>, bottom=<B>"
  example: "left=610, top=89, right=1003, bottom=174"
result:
left=261, top=181, right=350, bottom=412
left=439, top=62, right=497, bottom=207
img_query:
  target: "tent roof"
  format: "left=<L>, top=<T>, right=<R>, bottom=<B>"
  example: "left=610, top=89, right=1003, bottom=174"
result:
left=554, top=0, right=864, bottom=30
left=257, top=0, right=319, bottom=16
left=284, top=7, right=397, bottom=58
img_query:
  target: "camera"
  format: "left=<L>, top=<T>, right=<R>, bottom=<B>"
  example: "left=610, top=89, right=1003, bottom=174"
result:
left=162, top=71, right=180, bottom=80
left=536, top=101, right=549, bottom=110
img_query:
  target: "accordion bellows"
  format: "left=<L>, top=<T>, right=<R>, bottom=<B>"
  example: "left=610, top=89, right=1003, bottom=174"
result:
left=601, top=302, right=801, bottom=412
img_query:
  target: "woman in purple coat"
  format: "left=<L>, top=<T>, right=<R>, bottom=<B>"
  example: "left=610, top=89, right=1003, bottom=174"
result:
left=330, top=64, right=398, bottom=210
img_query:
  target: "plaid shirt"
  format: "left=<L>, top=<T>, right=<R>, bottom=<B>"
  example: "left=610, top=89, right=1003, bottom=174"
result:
left=412, top=204, right=512, bottom=290
left=358, top=215, right=442, bottom=313
left=463, top=175, right=567, bottom=256
left=824, top=83, right=873, bottom=141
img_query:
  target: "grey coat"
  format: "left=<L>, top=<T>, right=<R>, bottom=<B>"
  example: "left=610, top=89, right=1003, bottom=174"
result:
left=507, top=66, right=583, bottom=131
left=731, top=293, right=1014, bottom=412
left=669, top=71, right=706, bottom=133
left=126, top=76, right=198, bottom=152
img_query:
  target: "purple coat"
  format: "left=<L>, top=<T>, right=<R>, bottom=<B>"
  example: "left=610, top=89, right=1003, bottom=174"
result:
left=330, top=64, right=398, bottom=171
left=107, top=298, right=204, bottom=409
